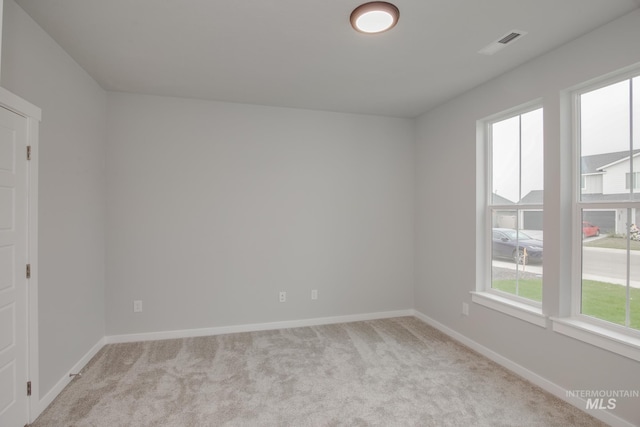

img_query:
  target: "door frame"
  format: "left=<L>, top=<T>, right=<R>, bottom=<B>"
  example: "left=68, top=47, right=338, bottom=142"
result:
left=0, top=86, right=41, bottom=423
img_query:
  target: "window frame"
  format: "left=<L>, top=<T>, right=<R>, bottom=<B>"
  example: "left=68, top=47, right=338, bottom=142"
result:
left=571, top=72, right=640, bottom=335
left=473, top=100, right=546, bottom=327
left=550, top=66, right=640, bottom=362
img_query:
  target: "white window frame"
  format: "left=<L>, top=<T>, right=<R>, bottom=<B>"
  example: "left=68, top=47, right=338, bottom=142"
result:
left=473, top=101, right=546, bottom=328
left=551, top=67, right=640, bottom=362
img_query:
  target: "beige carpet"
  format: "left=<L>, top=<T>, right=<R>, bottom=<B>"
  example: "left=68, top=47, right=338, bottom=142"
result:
left=31, top=317, right=605, bottom=426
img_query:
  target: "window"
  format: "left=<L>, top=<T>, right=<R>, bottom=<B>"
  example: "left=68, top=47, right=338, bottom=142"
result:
left=575, top=74, right=640, bottom=334
left=487, top=107, right=544, bottom=304
left=625, top=172, right=639, bottom=189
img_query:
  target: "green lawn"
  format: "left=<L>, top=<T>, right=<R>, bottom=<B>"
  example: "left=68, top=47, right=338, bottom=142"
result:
left=492, top=279, right=640, bottom=330
left=492, top=278, right=542, bottom=302
left=584, top=236, right=640, bottom=251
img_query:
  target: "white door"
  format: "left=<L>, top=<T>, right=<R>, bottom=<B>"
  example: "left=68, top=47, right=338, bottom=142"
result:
left=0, top=106, right=29, bottom=427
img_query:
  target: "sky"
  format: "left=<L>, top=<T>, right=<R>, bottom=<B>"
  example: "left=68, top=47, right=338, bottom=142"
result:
left=580, top=76, right=639, bottom=156
left=492, top=76, right=639, bottom=203
left=492, top=108, right=543, bottom=203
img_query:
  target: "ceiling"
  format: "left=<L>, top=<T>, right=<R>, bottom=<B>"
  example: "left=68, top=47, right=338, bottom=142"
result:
left=14, top=0, right=640, bottom=118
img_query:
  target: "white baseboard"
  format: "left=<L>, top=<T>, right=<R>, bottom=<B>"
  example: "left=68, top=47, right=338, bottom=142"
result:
left=105, top=309, right=414, bottom=344
left=32, top=336, right=106, bottom=421
left=412, top=310, right=634, bottom=427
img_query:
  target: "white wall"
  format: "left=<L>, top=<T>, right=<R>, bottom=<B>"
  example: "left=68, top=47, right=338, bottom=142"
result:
left=4, top=0, right=638, bottom=423
left=105, top=93, right=415, bottom=335
left=602, top=156, right=639, bottom=195
left=415, top=10, right=640, bottom=425
left=0, top=0, right=3, bottom=80
left=1, top=0, right=106, bottom=398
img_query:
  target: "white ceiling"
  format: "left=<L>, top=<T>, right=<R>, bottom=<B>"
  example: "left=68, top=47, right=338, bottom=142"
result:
left=14, top=0, right=640, bottom=118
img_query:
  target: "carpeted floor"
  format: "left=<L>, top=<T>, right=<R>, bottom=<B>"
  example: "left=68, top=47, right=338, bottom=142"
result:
left=31, top=317, right=605, bottom=426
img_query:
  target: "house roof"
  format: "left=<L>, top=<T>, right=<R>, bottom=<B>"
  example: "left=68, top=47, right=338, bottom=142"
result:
left=497, top=151, right=639, bottom=205
left=597, top=152, right=640, bottom=171
left=492, top=193, right=515, bottom=205
left=520, top=190, right=544, bottom=204
left=581, top=149, right=640, bottom=174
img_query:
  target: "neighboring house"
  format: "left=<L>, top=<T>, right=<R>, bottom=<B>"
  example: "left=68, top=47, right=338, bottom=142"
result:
left=581, top=149, right=640, bottom=195
left=517, top=150, right=640, bottom=235
left=491, top=193, right=517, bottom=229
left=580, top=149, right=640, bottom=234
left=498, top=150, right=640, bottom=235
left=519, top=190, right=543, bottom=231
left=491, top=192, right=544, bottom=231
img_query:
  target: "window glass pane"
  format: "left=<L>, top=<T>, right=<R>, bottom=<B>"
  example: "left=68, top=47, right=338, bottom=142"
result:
left=491, top=209, right=543, bottom=301
left=492, top=116, right=520, bottom=204
left=489, top=109, right=543, bottom=303
left=520, top=109, right=544, bottom=204
left=581, top=209, right=639, bottom=330
left=580, top=80, right=631, bottom=201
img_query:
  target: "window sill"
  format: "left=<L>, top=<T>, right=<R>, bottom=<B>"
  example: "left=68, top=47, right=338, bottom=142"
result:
left=551, top=317, right=640, bottom=362
left=471, top=291, right=546, bottom=327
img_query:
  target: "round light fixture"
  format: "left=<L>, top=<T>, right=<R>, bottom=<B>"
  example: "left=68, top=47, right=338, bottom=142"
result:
left=350, top=2, right=399, bottom=34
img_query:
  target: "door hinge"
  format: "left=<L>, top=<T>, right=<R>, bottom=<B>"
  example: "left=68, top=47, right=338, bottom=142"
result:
left=27, top=381, right=31, bottom=396
left=26, top=264, right=31, bottom=279
left=27, top=145, right=32, bottom=160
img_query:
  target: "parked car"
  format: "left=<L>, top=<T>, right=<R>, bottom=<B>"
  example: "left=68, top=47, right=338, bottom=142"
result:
left=582, top=221, right=600, bottom=239
left=492, top=228, right=543, bottom=265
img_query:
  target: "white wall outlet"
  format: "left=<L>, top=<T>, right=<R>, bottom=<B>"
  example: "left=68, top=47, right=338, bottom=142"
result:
left=311, top=289, right=318, bottom=300
left=133, top=300, right=143, bottom=313
left=462, top=302, right=469, bottom=316
left=279, top=291, right=286, bottom=303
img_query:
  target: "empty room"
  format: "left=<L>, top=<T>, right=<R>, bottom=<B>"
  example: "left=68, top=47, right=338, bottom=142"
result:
left=1, top=0, right=640, bottom=426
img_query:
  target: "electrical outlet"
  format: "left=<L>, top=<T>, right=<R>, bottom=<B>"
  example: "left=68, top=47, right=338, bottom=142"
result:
left=311, top=289, right=318, bottom=300
left=462, top=302, right=469, bottom=316
left=133, top=300, right=143, bottom=313
left=279, top=291, right=286, bottom=303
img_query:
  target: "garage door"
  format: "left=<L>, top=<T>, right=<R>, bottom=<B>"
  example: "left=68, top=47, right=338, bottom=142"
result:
left=523, top=211, right=543, bottom=231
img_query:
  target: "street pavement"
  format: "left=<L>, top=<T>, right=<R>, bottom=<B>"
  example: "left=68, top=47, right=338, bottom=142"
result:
left=491, top=235, right=640, bottom=288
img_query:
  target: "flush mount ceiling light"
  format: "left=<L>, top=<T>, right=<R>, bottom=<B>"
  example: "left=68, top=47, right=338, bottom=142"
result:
left=350, top=2, right=399, bottom=34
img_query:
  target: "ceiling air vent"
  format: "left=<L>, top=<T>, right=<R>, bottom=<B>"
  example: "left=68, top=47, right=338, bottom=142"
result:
left=478, top=30, right=527, bottom=55
left=498, top=32, right=522, bottom=44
